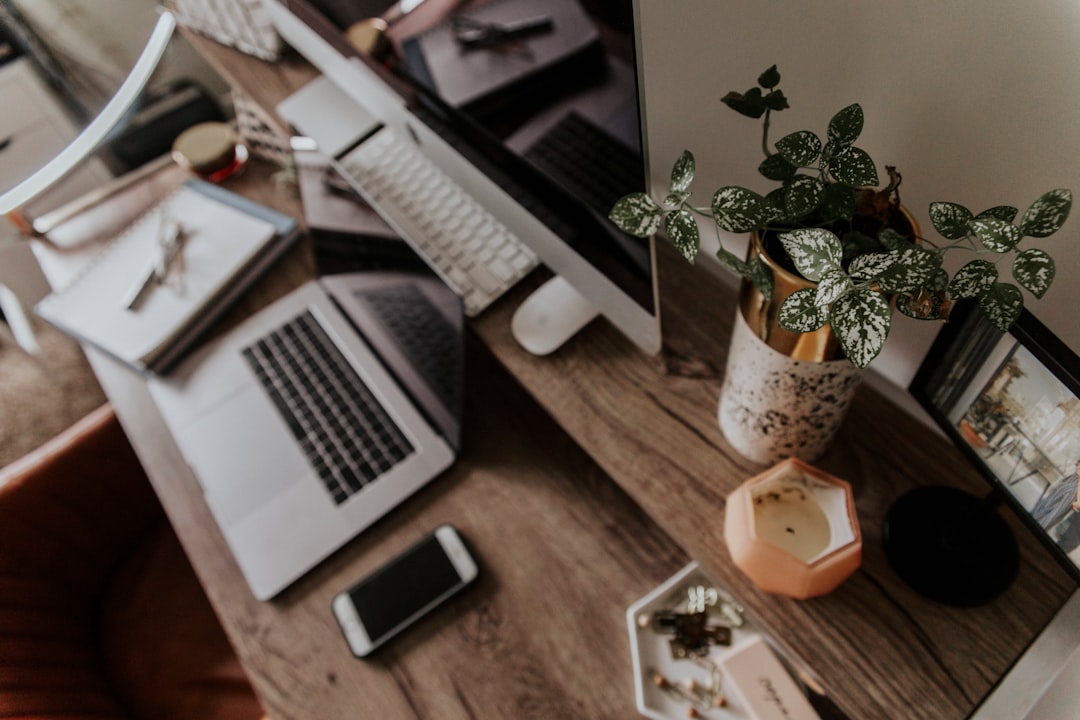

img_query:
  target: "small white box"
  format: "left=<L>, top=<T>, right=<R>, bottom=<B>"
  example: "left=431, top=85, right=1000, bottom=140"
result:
left=718, top=636, right=820, bottom=720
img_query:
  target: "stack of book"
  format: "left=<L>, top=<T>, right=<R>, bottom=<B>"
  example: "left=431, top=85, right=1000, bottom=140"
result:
left=35, top=178, right=299, bottom=374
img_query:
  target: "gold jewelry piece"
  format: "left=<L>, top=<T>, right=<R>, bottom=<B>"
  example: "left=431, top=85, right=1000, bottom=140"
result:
left=649, top=662, right=727, bottom=717
left=646, top=582, right=745, bottom=659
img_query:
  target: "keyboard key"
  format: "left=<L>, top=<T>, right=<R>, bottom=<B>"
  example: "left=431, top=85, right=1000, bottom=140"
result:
left=524, top=111, right=643, bottom=214
left=353, top=283, right=462, bottom=415
left=338, top=127, right=538, bottom=316
left=242, top=311, right=415, bottom=505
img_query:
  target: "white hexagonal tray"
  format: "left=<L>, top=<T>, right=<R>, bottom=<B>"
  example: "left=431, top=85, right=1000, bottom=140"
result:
left=626, top=562, right=824, bottom=720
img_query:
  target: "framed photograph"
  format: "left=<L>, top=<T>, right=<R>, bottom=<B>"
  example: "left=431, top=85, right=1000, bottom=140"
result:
left=910, top=300, right=1080, bottom=580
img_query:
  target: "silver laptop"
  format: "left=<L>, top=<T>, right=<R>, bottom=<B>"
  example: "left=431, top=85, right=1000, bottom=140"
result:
left=148, top=271, right=464, bottom=600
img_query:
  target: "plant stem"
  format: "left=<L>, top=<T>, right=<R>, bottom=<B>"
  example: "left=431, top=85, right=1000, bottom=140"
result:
left=761, top=221, right=833, bottom=233
left=934, top=235, right=986, bottom=254
left=762, top=108, right=773, bottom=158
left=684, top=203, right=714, bottom=219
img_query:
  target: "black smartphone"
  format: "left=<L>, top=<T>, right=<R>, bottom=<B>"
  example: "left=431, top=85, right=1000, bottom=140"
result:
left=332, top=525, right=479, bottom=657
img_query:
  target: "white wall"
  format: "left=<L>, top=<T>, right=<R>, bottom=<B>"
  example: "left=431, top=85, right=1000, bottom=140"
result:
left=637, top=0, right=1080, bottom=390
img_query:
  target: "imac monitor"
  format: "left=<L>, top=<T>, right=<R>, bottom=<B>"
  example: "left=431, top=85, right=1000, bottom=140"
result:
left=888, top=299, right=1080, bottom=606
left=265, top=0, right=661, bottom=356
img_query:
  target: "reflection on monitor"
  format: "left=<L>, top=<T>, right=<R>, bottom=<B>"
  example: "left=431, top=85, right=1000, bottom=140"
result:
left=264, top=0, right=661, bottom=356
left=910, top=300, right=1080, bottom=583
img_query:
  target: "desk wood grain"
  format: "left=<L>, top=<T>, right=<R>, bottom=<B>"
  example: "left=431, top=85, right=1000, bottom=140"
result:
left=472, top=244, right=1077, bottom=719
left=94, top=334, right=690, bottom=720
left=83, top=30, right=1080, bottom=720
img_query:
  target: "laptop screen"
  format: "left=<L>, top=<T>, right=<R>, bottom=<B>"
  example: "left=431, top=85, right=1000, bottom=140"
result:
left=322, top=271, right=465, bottom=454
left=294, top=144, right=466, bottom=453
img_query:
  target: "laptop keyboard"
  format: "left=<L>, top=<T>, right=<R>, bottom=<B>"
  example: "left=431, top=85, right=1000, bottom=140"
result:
left=242, top=311, right=414, bottom=505
left=354, top=284, right=461, bottom=416
left=338, top=127, right=539, bottom=316
left=524, top=111, right=643, bottom=213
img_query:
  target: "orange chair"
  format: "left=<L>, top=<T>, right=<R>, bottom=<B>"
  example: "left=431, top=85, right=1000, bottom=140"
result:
left=0, top=404, right=266, bottom=720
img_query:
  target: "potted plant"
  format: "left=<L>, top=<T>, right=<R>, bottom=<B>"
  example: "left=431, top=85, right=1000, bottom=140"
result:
left=610, top=65, right=1071, bottom=463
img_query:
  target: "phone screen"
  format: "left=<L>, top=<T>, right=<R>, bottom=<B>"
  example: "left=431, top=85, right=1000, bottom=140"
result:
left=347, top=533, right=464, bottom=642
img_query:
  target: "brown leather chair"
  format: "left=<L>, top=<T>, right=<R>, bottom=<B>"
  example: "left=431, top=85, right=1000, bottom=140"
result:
left=0, top=403, right=266, bottom=720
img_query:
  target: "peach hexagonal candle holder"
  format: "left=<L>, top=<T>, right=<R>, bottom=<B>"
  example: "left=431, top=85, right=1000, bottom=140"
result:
left=724, top=457, right=862, bottom=599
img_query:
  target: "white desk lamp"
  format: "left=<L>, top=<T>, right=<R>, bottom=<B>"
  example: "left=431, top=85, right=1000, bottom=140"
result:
left=0, top=9, right=176, bottom=217
left=0, top=9, right=175, bottom=354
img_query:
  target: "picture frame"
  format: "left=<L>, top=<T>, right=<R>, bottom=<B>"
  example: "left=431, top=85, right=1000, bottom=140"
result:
left=910, top=299, right=1080, bottom=582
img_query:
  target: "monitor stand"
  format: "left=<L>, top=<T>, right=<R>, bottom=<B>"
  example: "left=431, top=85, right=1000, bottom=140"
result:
left=883, top=485, right=1019, bottom=607
left=511, top=275, right=599, bottom=356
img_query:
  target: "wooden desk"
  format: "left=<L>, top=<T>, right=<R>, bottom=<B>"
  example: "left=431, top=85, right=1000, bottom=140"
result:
left=80, top=33, right=1077, bottom=720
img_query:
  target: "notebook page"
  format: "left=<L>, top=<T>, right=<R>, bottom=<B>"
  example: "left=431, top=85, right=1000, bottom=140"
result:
left=35, top=182, right=278, bottom=368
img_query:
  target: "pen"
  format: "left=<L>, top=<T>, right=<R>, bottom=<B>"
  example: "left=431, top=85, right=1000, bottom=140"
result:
left=121, top=256, right=160, bottom=311
left=122, top=215, right=184, bottom=311
left=452, top=15, right=554, bottom=50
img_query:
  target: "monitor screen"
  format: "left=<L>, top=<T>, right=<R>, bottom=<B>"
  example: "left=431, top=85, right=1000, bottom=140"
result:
left=267, top=0, right=660, bottom=354
left=392, top=0, right=653, bottom=307
left=910, top=299, right=1080, bottom=582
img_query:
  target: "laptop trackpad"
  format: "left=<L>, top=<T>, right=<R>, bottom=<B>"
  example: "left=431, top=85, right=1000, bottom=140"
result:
left=175, top=384, right=309, bottom=527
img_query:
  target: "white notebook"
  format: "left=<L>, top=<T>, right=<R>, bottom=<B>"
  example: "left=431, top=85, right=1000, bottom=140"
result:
left=35, top=179, right=299, bottom=374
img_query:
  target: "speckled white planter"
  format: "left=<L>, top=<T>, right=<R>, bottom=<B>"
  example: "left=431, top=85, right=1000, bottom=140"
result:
left=719, top=308, right=863, bottom=465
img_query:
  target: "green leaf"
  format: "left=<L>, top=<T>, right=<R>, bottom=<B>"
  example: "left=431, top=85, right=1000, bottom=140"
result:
left=977, top=205, right=1019, bottom=223
left=828, top=146, right=878, bottom=187
left=1019, top=189, right=1073, bottom=238
left=759, top=154, right=798, bottom=182
left=929, top=202, right=974, bottom=240
left=758, top=65, right=781, bottom=89
left=827, top=104, right=864, bottom=146
left=830, top=289, right=892, bottom=368
left=715, top=245, right=749, bottom=276
left=763, top=188, right=789, bottom=222
left=847, top=252, right=895, bottom=280
left=972, top=217, right=1022, bottom=252
left=778, top=287, right=828, bottom=332
left=721, top=88, right=767, bottom=118
left=609, top=193, right=663, bottom=237
left=878, top=227, right=913, bottom=251
left=816, top=268, right=853, bottom=306
left=783, top=175, right=827, bottom=220
left=1013, top=248, right=1056, bottom=298
left=875, top=247, right=942, bottom=293
left=670, top=151, right=695, bottom=193
left=747, top=257, right=775, bottom=299
left=775, top=131, right=822, bottom=167
left=979, top=283, right=1024, bottom=331
left=779, top=228, right=842, bottom=281
left=846, top=247, right=940, bottom=292
left=663, top=209, right=700, bottom=262
left=711, top=186, right=770, bottom=233
left=841, top=231, right=879, bottom=263
left=817, top=184, right=856, bottom=223
left=927, top=266, right=950, bottom=292
left=949, top=259, right=998, bottom=299
left=765, top=90, right=790, bottom=111
left=664, top=191, right=690, bottom=208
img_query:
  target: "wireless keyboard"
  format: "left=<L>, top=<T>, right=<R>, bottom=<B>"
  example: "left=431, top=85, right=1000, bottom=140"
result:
left=336, top=127, right=539, bottom=316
